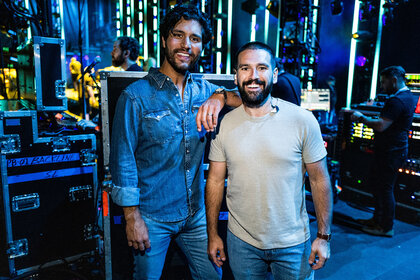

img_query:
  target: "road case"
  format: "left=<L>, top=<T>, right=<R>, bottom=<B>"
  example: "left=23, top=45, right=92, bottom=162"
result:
left=17, top=36, right=67, bottom=111
left=0, top=133, right=99, bottom=277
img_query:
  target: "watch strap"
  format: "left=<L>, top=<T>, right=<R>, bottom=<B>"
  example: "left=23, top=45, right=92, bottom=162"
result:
left=215, top=88, right=227, bottom=103
left=317, top=232, right=331, bottom=241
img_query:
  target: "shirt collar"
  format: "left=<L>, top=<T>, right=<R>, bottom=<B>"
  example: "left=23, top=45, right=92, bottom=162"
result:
left=148, top=67, right=193, bottom=89
left=394, top=86, right=409, bottom=95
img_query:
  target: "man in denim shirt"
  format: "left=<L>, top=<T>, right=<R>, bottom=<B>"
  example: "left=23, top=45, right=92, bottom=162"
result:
left=110, top=5, right=240, bottom=279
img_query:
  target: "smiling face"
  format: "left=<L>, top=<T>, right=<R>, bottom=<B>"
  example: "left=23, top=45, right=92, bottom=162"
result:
left=235, top=48, right=278, bottom=108
left=162, top=18, right=203, bottom=74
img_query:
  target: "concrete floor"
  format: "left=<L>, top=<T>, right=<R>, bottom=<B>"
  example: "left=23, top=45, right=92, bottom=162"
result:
left=308, top=199, right=420, bottom=280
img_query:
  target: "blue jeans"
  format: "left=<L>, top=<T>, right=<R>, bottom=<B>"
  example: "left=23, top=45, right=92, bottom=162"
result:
left=133, top=208, right=221, bottom=280
left=227, top=230, right=314, bottom=280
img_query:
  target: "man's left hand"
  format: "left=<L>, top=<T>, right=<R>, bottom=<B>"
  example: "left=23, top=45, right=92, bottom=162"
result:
left=308, top=237, right=330, bottom=270
left=351, top=111, right=363, bottom=121
left=196, top=94, right=224, bottom=132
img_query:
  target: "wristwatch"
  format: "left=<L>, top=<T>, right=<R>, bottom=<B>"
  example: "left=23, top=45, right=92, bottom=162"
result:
left=317, top=232, right=332, bottom=242
left=214, top=88, right=227, bottom=104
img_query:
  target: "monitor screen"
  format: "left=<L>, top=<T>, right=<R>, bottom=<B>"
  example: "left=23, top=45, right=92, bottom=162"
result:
left=301, top=88, right=330, bottom=111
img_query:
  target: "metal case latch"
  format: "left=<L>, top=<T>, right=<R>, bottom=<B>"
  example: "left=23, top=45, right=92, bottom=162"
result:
left=83, top=224, right=98, bottom=240
left=0, top=134, right=21, bottom=154
left=69, top=185, right=93, bottom=202
left=12, top=193, right=40, bottom=212
left=52, top=136, right=70, bottom=152
left=80, top=149, right=98, bottom=166
left=55, top=80, right=66, bottom=99
left=7, top=239, right=29, bottom=259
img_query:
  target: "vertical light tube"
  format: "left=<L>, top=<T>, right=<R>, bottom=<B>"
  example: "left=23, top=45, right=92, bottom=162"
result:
left=275, top=0, right=282, bottom=56
left=131, top=0, right=135, bottom=37
left=264, top=0, right=270, bottom=44
left=201, top=0, right=206, bottom=13
left=303, top=17, right=308, bottom=43
left=226, top=0, right=233, bottom=74
left=312, top=0, right=318, bottom=49
left=59, top=0, right=65, bottom=39
left=250, top=14, right=257, bottom=42
left=117, top=0, right=123, bottom=36
left=156, top=0, right=160, bottom=67
left=126, top=2, right=131, bottom=36
left=139, top=1, right=143, bottom=36
left=346, top=0, right=361, bottom=108
left=25, top=0, right=32, bottom=41
left=143, top=0, right=148, bottom=60
left=370, top=0, right=385, bottom=100
left=115, top=2, right=121, bottom=38
left=216, top=0, right=222, bottom=74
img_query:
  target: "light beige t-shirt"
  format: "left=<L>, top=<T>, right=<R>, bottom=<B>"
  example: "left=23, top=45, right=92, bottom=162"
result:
left=209, top=98, right=327, bottom=249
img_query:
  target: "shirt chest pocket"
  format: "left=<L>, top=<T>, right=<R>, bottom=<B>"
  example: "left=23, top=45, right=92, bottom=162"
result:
left=143, top=109, right=176, bottom=144
left=191, top=100, right=205, bottom=115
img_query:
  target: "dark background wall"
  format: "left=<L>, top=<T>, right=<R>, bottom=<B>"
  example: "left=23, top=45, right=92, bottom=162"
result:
left=317, top=0, right=355, bottom=110
left=379, top=2, right=420, bottom=74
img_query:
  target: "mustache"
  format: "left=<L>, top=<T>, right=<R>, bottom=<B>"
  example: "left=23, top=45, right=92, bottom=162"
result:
left=173, top=48, right=191, bottom=55
left=243, top=79, right=265, bottom=86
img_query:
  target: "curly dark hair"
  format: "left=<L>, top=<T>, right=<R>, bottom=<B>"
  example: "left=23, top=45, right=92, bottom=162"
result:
left=160, top=4, right=212, bottom=45
left=117, top=36, right=140, bottom=61
left=380, top=66, right=406, bottom=82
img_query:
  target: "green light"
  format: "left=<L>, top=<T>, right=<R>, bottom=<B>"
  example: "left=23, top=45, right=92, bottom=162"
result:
left=369, top=0, right=386, bottom=100
left=357, top=180, right=361, bottom=184
left=346, top=0, right=361, bottom=109
left=143, top=0, right=148, bottom=60
left=264, top=0, right=270, bottom=44
left=3, top=47, right=9, bottom=53
left=226, top=0, right=233, bottom=74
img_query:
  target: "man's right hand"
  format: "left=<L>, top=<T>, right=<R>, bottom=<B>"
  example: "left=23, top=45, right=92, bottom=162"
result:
left=207, top=234, right=226, bottom=267
left=124, top=207, right=151, bottom=251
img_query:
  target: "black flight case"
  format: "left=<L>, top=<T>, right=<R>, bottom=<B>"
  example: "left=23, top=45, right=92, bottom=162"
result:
left=0, top=106, right=99, bottom=278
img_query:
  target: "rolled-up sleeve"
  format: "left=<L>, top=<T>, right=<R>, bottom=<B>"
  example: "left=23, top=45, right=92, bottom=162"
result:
left=110, top=90, right=141, bottom=206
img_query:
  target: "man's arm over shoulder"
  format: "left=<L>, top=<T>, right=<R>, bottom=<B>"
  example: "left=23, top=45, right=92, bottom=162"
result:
left=306, top=157, right=333, bottom=270
left=196, top=81, right=241, bottom=132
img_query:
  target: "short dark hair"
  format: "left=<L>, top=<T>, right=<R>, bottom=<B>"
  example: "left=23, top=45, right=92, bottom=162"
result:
left=117, top=36, right=140, bottom=61
left=160, top=4, right=212, bottom=45
left=380, top=66, right=406, bottom=82
left=234, top=41, right=276, bottom=69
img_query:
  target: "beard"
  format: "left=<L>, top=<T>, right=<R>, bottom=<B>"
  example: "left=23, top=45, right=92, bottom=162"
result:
left=164, top=47, right=199, bottom=74
left=112, top=53, right=124, bottom=67
left=238, top=79, right=273, bottom=108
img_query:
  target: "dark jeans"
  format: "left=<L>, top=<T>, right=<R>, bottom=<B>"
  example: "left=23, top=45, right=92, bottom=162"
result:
left=370, top=149, right=406, bottom=231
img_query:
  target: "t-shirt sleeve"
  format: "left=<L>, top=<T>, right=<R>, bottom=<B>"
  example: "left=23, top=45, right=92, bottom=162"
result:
left=208, top=123, right=227, bottom=162
left=381, top=97, right=403, bottom=121
left=302, top=112, right=327, bottom=164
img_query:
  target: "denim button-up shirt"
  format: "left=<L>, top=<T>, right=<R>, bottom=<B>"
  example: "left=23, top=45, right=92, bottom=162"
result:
left=110, top=68, right=219, bottom=222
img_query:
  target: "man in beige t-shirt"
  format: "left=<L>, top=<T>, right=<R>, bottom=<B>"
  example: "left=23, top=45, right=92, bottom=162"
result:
left=205, top=42, right=333, bottom=279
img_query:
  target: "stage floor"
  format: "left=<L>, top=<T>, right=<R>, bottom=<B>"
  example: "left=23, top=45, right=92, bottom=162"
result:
left=307, top=199, right=420, bottom=280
